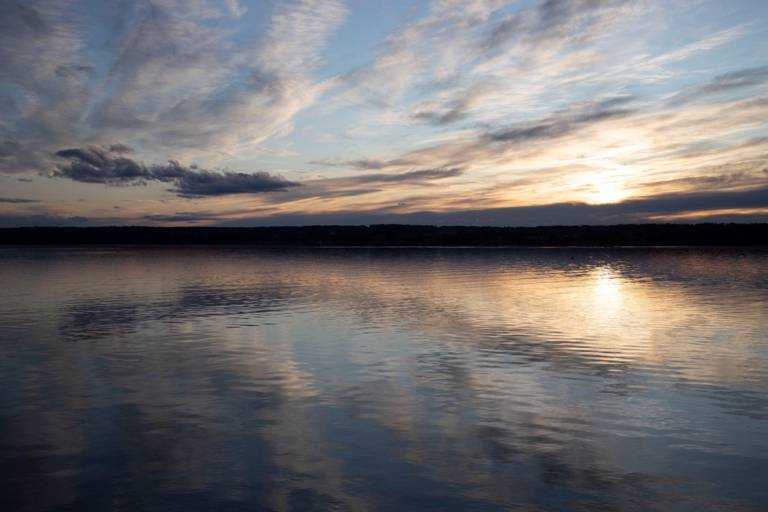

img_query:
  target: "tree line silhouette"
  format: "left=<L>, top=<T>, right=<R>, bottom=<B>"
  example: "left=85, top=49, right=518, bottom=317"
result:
left=1, top=224, right=766, bottom=246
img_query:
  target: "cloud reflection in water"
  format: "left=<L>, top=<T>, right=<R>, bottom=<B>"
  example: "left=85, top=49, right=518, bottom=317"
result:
left=0, top=248, right=767, bottom=511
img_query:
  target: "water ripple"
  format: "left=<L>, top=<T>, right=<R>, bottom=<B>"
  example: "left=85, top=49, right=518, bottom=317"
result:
left=1, top=247, right=767, bottom=511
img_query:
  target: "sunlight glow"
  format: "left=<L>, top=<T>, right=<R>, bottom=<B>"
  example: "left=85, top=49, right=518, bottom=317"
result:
left=586, top=182, right=629, bottom=205
left=591, top=266, right=624, bottom=306
left=1, top=0, right=766, bottom=224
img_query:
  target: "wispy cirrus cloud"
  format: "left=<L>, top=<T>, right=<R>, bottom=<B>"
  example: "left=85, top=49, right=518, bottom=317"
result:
left=0, top=0, right=90, bottom=173
left=347, top=168, right=463, bottom=184
left=92, top=0, right=346, bottom=157
left=1, top=0, right=767, bottom=226
left=670, top=65, right=768, bottom=105
left=0, top=0, right=346, bottom=173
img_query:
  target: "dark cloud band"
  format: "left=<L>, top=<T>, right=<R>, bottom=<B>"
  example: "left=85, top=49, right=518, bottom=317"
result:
left=53, top=146, right=301, bottom=198
left=0, top=197, right=38, bottom=204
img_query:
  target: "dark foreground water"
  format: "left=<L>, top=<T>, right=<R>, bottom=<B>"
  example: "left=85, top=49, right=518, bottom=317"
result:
left=1, top=247, right=767, bottom=512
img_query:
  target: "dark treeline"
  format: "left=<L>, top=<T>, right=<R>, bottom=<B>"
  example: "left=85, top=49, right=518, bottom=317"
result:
left=0, top=224, right=766, bottom=246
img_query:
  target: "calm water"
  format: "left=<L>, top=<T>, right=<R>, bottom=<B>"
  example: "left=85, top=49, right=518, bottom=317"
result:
left=1, top=247, right=767, bottom=512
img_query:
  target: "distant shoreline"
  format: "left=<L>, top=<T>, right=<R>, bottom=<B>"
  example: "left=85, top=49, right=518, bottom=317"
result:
left=1, top=224, right=766, bottom=247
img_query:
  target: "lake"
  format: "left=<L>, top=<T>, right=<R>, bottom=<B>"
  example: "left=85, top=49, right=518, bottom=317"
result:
left=1, top=247, right=767, bottom=511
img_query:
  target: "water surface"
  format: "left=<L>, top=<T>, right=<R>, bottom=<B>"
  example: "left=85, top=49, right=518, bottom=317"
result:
left=1, top=247, right=767, bottom=511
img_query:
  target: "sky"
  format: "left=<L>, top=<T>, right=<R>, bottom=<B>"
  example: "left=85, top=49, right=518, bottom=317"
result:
left=1, top=0, right=767, bottom=227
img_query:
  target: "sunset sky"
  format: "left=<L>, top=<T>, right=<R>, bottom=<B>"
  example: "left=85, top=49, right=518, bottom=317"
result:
left=1, top=0, right=767, bottom=226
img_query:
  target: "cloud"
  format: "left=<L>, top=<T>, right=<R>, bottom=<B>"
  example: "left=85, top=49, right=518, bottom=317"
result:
left=348, top=168, right=464, bottom=184
left=0, top=137, right=21, bottom=157
left=696, top=66, right=768, bottom=94
left=172, top=168, right=300, bottom=198
left=0, top=0, right=346, bottom=175
left=333, top=0, right=638, bottom=115
left=53, top=145, right=300, bottom=197
left=672, top=66, right=768, bottom=104
left=2, top=184, right=766, bottom=227
left=2, top=1, right=767, bottom=225
left=311, top=158, right=416, bottom=170
left=54, top=146, right=149, bottom=183
left=483, top=13, right=523, bottom=50
left=237, top=167, right=466, bottom=209
left=143, top=212, right=221, bottom=223
left=219, top=186, right=768, bottom=226
left=0, top=213, right=93, bottom=228
left=485, top=104, right=634, bottom=143
left=89, top=0, right=346, bottom=156
left=0, top=197, right=39, bottom=204
left=108, top=143, right=133, bottom=154
left=0, top=0, right=90, bottom=173
left=334, top=97, right=638, bottom=175
left=635, top=157, right=768, bottom=195
left=412, top=84, right=496, bottom=125
left=342, top=159, right=394, bottom=170
left=483, top=0, right=633, bottom=51
left=317, top=93, right=767, bottom=206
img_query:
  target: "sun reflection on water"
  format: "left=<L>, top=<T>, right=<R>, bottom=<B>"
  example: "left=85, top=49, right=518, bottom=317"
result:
left=591, top=265, right=624, bottom=307
left=1, top=248, right=767, bottom=511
